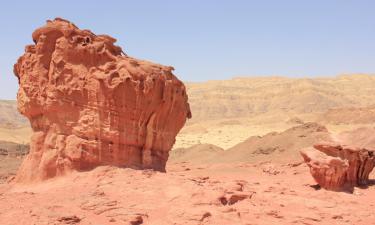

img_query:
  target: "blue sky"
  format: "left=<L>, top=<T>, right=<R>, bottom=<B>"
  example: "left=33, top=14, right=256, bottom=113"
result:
left=1, top=1, right=375, bottom=99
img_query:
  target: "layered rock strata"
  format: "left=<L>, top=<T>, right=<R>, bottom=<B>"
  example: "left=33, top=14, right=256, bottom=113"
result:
left=301, top=142, right=375, bottom=191
left=13, top=18, right=191, bottom=182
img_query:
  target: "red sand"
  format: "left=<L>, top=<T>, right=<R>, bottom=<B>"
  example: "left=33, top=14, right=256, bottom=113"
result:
left=0, top=161, right=374, bottom=225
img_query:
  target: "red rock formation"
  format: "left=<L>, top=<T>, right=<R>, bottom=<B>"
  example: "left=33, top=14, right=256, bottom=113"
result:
left=301, top=141, right=375, bottom=191
left=13, top=18, right=191, bottom=182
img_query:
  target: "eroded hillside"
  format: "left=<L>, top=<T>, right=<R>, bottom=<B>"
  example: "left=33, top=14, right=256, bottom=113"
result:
left=187, top=74, right=375, bottom=122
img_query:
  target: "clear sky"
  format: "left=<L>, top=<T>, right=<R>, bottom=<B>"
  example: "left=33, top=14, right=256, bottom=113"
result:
left=1, top=1, right=375, bottom=99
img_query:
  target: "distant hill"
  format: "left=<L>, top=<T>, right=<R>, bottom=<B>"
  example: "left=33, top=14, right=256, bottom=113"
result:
left=186, top=74, right=375, bottom=122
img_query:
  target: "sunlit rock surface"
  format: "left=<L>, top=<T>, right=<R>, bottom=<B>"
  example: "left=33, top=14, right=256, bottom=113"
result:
left=301, top=141, right=375, bottom=191
left=13, top=18, right=191, bottom=182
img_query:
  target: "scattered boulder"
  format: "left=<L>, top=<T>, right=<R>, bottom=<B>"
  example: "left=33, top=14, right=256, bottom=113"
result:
left=57, top=215, right=81, bottom=224
left=13, top=18, right=191, bottom=182
left=301, top=141, right=375, bottom=191
left=218, top=191, right=254, bottom=206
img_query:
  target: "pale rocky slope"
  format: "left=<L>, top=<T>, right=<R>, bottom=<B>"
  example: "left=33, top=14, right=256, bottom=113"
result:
left=0, top=100, right=31, bottom=144
left=317, top=106, right=375, bottom=124
left=0, top=100, right=28, bottom=128
left=171, top=123, right=333, bottom=164
left=187, top=74, right=375, bottom=122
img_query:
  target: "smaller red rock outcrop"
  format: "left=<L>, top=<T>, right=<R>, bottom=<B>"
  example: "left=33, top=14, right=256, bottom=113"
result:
left=301, top=141, right=375, bottom=191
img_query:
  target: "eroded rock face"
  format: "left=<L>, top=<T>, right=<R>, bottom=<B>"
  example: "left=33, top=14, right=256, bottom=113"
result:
left=13, top=18, right=191, bottom=182
left=301, top=142, right=375, bottom=191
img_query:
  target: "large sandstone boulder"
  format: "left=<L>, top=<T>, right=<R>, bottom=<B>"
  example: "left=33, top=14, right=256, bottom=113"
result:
left=301, top=141, right=375, bottom=191
left=13, top=18, right=191, bottom=182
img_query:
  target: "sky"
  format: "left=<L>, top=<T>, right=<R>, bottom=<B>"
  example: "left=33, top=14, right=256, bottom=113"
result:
left=1, top=1, right=375, bottom=99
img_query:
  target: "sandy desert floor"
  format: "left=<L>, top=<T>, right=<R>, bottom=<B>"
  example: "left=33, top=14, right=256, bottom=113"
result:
left=0, top=161, right=374, bottom=225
